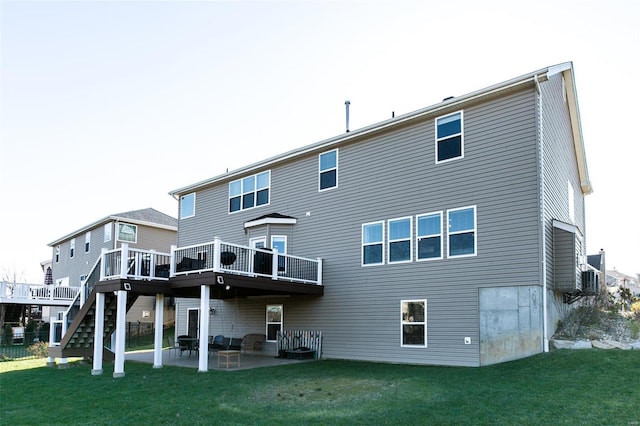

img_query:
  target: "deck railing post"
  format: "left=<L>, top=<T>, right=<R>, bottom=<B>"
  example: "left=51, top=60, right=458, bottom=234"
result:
left=213, top=238, right=221, bottom=273
left=272, top=249, right=279, bottom=280
left=149, top=249, right=157, bottom=279
left=100, top=248, right=108, bottom=281
left=170, top=245, right=177, bottom=277
left=316, top=258, right=323, bottom=286
left=120, top=243, right=129, bottom=278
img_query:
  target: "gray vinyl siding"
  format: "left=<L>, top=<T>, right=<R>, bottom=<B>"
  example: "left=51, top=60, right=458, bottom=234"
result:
left=177, top=86, right=545, bottom=367
left=540, top=74, right=586, bottom=296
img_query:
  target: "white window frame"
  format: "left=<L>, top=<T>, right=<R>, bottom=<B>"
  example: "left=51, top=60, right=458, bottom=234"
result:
left=319, top=149, right=338, bottom=191
left=70, top=238, right=75, bottom=258
left=435, top=110, right=464, bottom=164
left=117, top=223, right=138, bottom=243
left=180, top=192, right=196, bottom=219
left=229, top=170, right=271, bottom=213
left=401, top=299, right=427, bottom=348
left=266, top=304, right=283, bottom=342
left=55, top=245, right=60, bottom=263
left=79, top=274, right=87, bottom=285
left=85, top=232, right=91, bottom=253
left=416, top=211, right=443, bottom=261
left=104, top=223, right=112, bottom=243
left=387, top=216, right=412, bottom=264
left=362, top=221, right=385, bottom=266
left=447, top=205, right=477, bottom=258
left=271, top=235, right=287, bottom=273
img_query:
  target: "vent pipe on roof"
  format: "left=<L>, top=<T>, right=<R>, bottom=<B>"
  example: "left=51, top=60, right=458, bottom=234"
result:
left=345, top=100, right=350, bottom=132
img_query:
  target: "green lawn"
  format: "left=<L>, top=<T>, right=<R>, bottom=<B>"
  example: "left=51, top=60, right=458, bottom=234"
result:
left=1, top=350, right=638, bottom=425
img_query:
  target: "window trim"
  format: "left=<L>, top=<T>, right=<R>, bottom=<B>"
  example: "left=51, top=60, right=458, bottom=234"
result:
left=319, top=149, right=338, bottom=192
left=416, top=211, right=443, bottom=261
left=271, top=235, right=287, bottom=272
left=180, top=192, right=196, bottom=219
left=104, top=223, right=112, bottom=243
left=85, top=232, right=91, bottom=254
left=401, top=299, right=427, bottom=348
left=265, top=304, right=283, bottom=342
left=362, top=221, right=385, bottom=266
left=387, top=216, right=413, bottom=264
left=70, top=238, right=75, bottom=258
left=447, top=205, right=477, bottom=258
left=567, top=180, right=575, bottom=223
left=117, top=223, right=138, bottom=244
left=435, top=110, right=464, bottom=164
left=55, top=245, right=60, bottom=263
left=229, top=170, right=271, bottom=213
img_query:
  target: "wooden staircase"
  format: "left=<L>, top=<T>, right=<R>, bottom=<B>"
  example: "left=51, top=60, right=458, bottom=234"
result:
left=48, top=290, right=139, bottom=360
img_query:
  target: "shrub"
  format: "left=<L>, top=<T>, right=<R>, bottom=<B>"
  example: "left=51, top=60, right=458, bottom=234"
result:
left=26, top=341, right=49, bottom=358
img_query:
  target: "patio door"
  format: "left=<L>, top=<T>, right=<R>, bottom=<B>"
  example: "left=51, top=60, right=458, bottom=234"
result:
left=187, top=308, right=199, bottom=338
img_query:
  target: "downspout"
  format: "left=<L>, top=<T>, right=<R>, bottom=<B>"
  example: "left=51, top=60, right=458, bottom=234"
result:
left=534, top=74, right=550, bottom=353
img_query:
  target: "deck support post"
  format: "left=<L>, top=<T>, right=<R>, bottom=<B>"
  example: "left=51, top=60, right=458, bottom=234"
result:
left=153, top=293, right=164, bottom=369
left=113, top=289, right=127, bottom=378
left=198, top=285, right=210, bottom=373
left=91, top=292, right=105, bottom=375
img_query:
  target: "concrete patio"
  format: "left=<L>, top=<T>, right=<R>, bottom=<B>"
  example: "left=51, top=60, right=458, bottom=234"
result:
left=125, top=348, right=315, bottom=371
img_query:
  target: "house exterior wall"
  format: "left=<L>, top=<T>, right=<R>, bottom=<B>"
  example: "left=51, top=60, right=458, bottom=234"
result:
left=540, top=72, right=588, bottom=333
left=175, top=85, right=552, bottom=367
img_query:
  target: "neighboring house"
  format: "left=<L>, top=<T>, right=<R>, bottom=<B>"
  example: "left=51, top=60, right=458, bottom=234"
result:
left=49, top=62, right=595, bottom=375
left=605, top=270, right=640, bottom=298
left=46, top=208, right=177, bottom=325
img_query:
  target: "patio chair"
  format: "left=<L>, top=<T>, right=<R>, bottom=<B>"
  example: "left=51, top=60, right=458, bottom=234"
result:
left=166, top=336, right=180, bottom=359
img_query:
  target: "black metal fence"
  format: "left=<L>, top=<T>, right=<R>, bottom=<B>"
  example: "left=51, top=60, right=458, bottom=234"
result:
left=0, top=330, right=50, bottom=361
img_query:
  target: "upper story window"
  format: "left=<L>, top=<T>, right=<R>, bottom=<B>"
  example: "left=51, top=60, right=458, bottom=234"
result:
left=55, top=245, right=60, bottom=263
left=416, top=212, right=442, bottom=260
left=388, top=217, right=412, bottom=263
left=117, top=223, right=137, bottom=243
left=362, top=221, right=384, bottom=266
left=180, top=193, right=196, bottom=219
left=85, top=232, right=91, bottom=253
left=319, top=149, right=338, bottom=191
left=229, top=170, right=270, bottom=213
left=104, top=223, right=112, bottom=243
left=447, top=206, right=476, bottom=258
left=436, top=111, right=464, bottom=163
left=70, top=239, right=75, bottom=258
left=401, top=299, right=427, bottom=347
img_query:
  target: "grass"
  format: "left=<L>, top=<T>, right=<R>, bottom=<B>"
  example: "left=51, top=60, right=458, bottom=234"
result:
left=1, top=351, right=639, bottom=425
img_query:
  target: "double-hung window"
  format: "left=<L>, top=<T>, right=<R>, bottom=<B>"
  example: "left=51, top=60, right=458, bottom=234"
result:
left=319, top=149, right=338, bottom=191
left=180, top=193, right=195, bottom=219
left=104, top=223, right=112, bottom=243
left=55, top=245, right=60, bottom=263
left=70, top=239, right=75, bottom=258
left=447, top=206, right=476, bottom=257
left=416, top=212, right=442, bottom=260
left=229, top=170, right=270, bottom=213
left=401, top=300, right=427, bottom=347
left=436, top=111, right=463, bottom=163
left=85, top=232, right=91, bottom=253
left=362, top=221, right=384, bottom=266
left=388, top=217, right=412, bottom=263
left=266, top=304, right=283, bottom=342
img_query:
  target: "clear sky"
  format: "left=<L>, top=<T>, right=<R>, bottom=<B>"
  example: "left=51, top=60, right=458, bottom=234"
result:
left=1, top=0, right=638, bottom=283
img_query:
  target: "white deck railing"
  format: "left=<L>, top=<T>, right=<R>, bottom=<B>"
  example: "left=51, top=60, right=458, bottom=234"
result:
left=172, top=238, right=322, bottom=285
left=0, top=281, right=79, bottom=306
left=100, top=244, right=172, bottom=281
